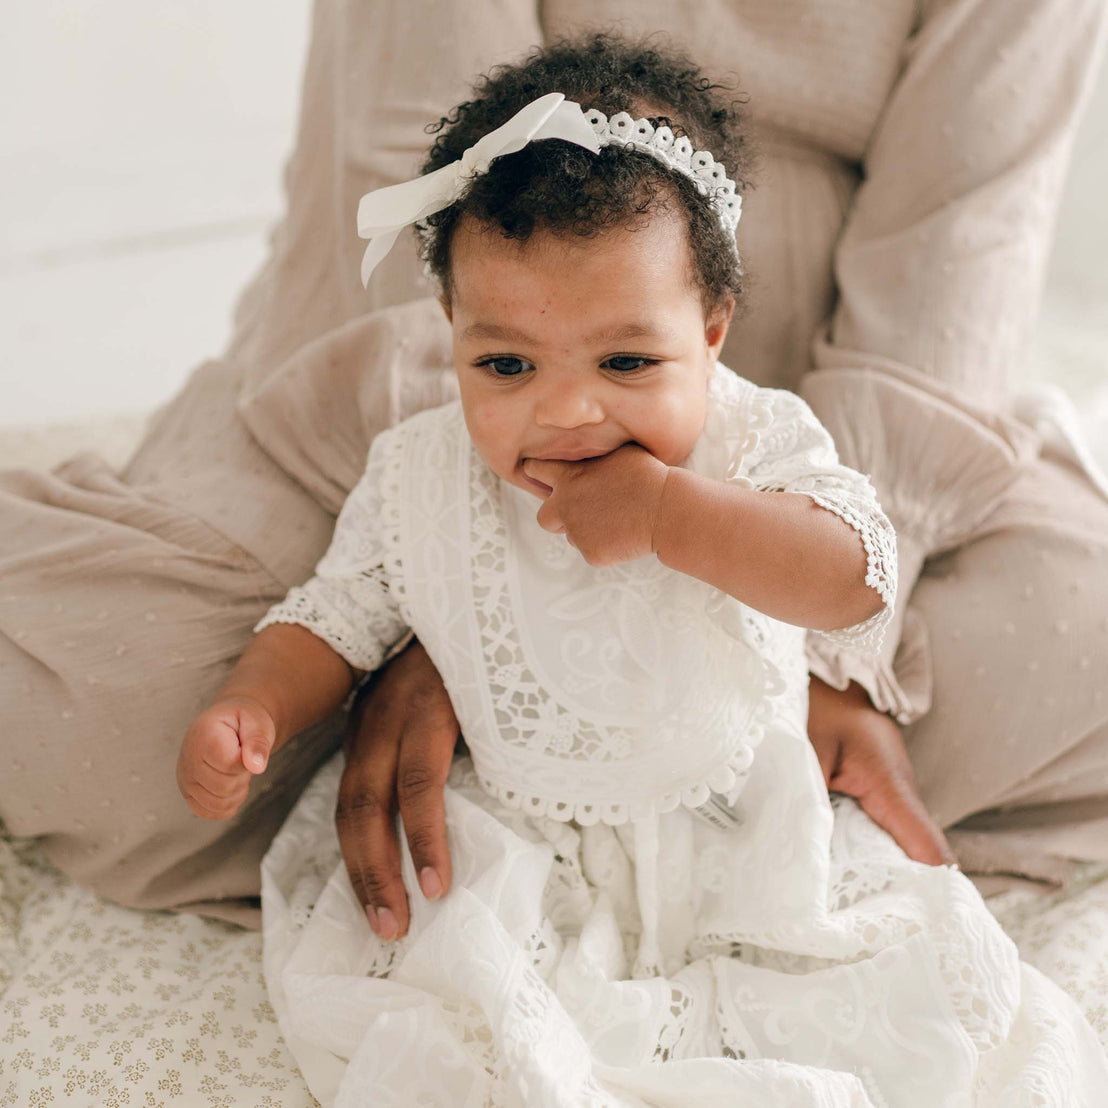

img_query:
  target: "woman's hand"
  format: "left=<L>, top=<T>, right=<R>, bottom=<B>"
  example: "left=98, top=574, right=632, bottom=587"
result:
left=177, top=695, right=276, bottom=819
left=807, top=676, right=955, bottom=865
left=336, top=639, right=458, bottom=941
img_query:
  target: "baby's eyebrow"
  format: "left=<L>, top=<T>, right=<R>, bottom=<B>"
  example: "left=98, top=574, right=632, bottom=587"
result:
left=461, top=322, right=536, bottom=344
left=461, top=321, right=678, bottom=345
left=586, top=322, right=679, bottom=345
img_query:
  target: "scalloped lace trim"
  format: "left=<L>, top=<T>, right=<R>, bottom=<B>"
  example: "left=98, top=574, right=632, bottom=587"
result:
left=472, top=736, right=765, bottom=827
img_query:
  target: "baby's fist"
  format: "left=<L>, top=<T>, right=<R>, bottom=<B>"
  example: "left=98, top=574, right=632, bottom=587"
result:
left=176, top=695, right=276, bottom=819
left=523, top=445, right=669, bottom=566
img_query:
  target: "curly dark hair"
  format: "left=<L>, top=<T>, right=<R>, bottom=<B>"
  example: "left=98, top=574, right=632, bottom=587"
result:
left=418, top=32, right=753, bottom=315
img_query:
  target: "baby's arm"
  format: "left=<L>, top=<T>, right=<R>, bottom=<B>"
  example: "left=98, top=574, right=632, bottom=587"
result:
left=178, top=426, right=409, bottom=820
left=177, top=623, right=362, bottom=820
left=526, top=447, right=879, bottom=632
left=654, top=470, right=881, bottom=631
left=523, top=386, right=894, bottom=636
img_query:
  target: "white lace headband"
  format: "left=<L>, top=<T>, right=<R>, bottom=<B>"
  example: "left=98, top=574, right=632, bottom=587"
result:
left=356, top=91, right=742, bottom=287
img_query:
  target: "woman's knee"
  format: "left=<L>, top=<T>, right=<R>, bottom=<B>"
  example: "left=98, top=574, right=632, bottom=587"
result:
left=901, top=455, right=1108, bottom=824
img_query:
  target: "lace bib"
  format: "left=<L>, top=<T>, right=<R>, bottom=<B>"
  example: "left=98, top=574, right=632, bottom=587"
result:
left=379, top=396, right=787, bottom=826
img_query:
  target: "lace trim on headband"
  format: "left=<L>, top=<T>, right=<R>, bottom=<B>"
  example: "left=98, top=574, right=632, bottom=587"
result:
left=582, top=108, right=743, bottom=236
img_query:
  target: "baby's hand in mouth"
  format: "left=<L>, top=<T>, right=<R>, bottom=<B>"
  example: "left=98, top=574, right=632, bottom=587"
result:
left=521, top=444, right=669, bottom=566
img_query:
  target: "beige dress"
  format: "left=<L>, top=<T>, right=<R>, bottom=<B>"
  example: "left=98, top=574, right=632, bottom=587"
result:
left=2, top=0, right=1106, bottom=928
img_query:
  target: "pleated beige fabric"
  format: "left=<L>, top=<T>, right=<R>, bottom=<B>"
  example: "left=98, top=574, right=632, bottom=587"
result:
left=2, top=0, right=1106, bottom=928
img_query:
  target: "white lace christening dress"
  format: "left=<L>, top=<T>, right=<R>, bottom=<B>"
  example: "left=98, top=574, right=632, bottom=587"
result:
left=258, top=364, right=1108, bottom=1108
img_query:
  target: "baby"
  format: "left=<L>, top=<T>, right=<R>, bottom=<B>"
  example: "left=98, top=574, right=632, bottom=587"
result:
left=178, top=33, right=1107, bottom=1108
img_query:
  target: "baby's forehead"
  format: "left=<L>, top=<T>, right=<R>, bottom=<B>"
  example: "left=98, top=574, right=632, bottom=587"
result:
left=447, top=209, right=705, bottom=322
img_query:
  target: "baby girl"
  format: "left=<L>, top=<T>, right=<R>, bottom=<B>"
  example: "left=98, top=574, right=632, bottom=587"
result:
left=177, top=33, right=1106, bottom=1108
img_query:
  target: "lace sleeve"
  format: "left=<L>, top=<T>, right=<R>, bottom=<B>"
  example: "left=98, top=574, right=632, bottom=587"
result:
left=740, top=387, right=896, bottom=656
left=254, top=432, right=410, bottom=673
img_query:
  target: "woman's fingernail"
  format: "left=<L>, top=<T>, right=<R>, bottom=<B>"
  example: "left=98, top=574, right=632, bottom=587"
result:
left=250, top=753, right=265, bottom=770
left=420, top=867, right=443, bottom=900
left=375, top=906, right=399, bottom=941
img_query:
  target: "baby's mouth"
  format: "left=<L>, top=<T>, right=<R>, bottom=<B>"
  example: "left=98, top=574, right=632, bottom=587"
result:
left=517, top=442, right=632, bottom=494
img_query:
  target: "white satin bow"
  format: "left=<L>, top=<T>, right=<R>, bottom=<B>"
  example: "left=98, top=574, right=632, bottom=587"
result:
left=357, top=92, right=601, bottom=287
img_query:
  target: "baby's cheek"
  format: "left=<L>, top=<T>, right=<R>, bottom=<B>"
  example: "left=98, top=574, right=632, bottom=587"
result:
left=641, top=390, right=706, bottom=464
left=466, top=408, right=520, bottom=479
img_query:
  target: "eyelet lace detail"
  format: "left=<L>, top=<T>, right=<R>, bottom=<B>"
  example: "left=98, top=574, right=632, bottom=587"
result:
left=265, top=759, right=1106, bottom=1105
left=323, top=396, right=795, bottom=829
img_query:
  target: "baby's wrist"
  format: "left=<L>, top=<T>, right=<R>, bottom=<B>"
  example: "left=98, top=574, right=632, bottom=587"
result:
left=651, top=466, right=696, bottom=566
left=212, top=688, right=281, bottom=733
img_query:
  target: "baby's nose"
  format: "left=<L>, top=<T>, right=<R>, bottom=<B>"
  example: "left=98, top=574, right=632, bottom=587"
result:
left=533, top=382, right=605, bottom=429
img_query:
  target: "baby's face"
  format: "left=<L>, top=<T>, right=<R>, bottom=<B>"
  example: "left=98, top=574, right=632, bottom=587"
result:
left=445, top=210, right=732, bottom=498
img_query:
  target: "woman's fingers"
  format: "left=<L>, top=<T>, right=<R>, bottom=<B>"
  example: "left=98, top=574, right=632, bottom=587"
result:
left=396, top=703, right=457, bottom=908
left=811, top=732, right=840, bottom=790
left=829, top=713, right=956, bottom=866
left=337, top=684, right=409, bottom=939
left=808, top=677, right=955, bottom=866
left=335, top=640, right=460, bottom=941
left=845, top=769, right=956, bottom=867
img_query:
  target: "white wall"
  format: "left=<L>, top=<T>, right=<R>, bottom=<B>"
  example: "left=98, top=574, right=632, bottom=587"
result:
left=0, top=1, right=311, bottom=426
left=1026, top=46, right=1108, bottom=399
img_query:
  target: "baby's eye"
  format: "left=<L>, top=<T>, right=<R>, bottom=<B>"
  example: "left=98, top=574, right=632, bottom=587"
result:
left=602, top=356, right=656, bottom=373
left=480, top=356, right=532, bottom=377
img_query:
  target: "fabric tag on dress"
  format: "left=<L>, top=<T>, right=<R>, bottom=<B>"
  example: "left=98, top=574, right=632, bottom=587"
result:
left=689, top=792, right=744, bottom=831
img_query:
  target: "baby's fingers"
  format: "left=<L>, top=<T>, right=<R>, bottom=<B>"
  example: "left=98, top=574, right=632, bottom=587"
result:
left=182, top=773, right=251, bottom=820
left=177, top=700, right=269, bottom=819
left=521, top=457, right=564, bottom=493
left=176, top=744, right=249, bottom=819
left=534, top=497, right=566, bottom=535
left=236, top=708, right=277, bottom=775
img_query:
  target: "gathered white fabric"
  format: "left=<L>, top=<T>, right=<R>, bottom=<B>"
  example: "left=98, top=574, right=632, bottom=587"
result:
left=356, top=92, right=743, bottom=287
left=257, top=362, right=1108, bottom=1105
left=257, top=363, right=892, bottom=825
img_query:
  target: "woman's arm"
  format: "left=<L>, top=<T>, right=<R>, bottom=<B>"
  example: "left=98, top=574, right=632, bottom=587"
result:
left=799, top=0, right=1108, bottom=723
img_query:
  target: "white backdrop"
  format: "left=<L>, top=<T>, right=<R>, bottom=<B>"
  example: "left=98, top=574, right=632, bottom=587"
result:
left=0, top=1, right=311, bottom=427
left=0, top=3, right=1104, bottom=430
